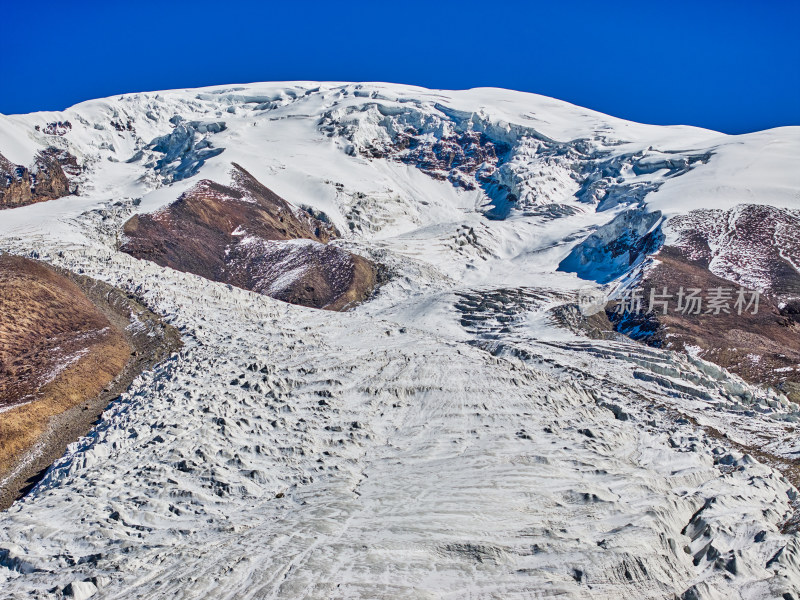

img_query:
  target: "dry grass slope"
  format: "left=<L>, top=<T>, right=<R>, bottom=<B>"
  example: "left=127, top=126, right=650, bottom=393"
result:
left=0, top=255, right=131, bottom=479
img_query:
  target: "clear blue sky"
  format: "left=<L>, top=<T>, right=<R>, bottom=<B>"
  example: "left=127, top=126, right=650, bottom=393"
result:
left=1, top=0, right=797, bottom=134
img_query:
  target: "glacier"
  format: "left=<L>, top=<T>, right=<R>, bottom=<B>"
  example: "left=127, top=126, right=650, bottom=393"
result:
left=0, top=82, right=799, bottom=599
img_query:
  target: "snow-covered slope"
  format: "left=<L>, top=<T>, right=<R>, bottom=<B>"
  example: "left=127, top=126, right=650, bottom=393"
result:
left=0, top=82, right=799, bottom=599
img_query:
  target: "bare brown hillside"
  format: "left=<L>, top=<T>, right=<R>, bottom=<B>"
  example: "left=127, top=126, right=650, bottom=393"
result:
left=0, top=255, right=129, bottom=413
left=0, top=255, right=180, bottom=508
left=611, top=205, right=800, bottom=402
left=121, top=164, right=380, bottom=310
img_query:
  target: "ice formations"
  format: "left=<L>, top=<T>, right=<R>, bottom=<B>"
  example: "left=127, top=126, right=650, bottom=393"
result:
left=0, top=82, right=798, bottom=599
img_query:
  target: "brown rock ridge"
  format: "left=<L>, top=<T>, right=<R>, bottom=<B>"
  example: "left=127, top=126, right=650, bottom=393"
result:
left=0, top=149, right=78, bottom=209
left=121, top=164, right=380, bottom=310
left=610, top=205, right=800, bottom=401
left=0, top=255, right=181, bottom=509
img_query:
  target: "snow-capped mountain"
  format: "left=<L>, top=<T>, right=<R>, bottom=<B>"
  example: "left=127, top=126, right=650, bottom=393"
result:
left=0, top=82, right=799, bottom=599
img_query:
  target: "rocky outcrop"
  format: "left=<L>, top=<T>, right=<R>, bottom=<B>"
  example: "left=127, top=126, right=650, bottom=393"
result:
left=0, top=255, right=128, bottom=414
left=36, top=121, right=72, bottom=136
left=0, top=149, right=78, bottom=209
left=120, top=164, right=380, bottom=310
left=608, top=206, right=800, bottom=399
left=558, top=204, right=800, bottom=398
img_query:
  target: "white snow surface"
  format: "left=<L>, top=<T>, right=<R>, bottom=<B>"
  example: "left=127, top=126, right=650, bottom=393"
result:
left=0, top=82, right=799, bottom=599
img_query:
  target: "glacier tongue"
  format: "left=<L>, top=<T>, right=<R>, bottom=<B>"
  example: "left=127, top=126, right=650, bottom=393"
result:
left=0, top=238, right=795, bottom=599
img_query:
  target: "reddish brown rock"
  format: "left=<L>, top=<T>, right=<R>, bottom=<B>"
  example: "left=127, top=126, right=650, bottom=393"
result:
left=0, top=149, right=77, bottom=209
left=121, top=164, right=380, bottom=310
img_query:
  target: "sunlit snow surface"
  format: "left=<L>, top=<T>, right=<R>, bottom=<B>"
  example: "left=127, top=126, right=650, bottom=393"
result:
left=1, top=82, right=799, bottom=599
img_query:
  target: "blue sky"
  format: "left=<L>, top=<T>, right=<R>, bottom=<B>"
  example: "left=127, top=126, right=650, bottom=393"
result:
left=1, top=0, right=797, bottom=134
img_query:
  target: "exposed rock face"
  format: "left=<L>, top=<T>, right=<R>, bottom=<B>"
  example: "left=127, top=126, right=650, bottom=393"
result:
left=369, top=128, right=510, bottom=188
left=38, top=120, right=72, bottom=136
left=610, top=205, right=800, bottom=399
left=120, top=165, right=379, bottom=310
left=0, top=149, right=78, bottom=209
left=667, top=204, right=800, bottom=309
